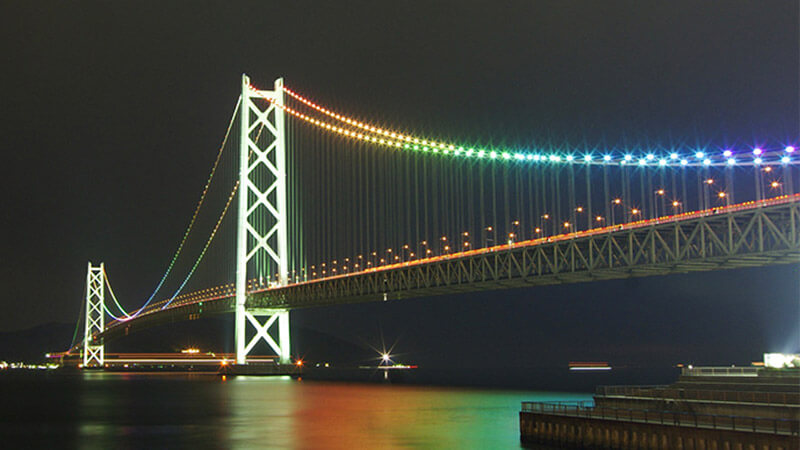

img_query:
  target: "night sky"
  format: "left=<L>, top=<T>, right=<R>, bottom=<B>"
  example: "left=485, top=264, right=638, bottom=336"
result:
left=1, top=2, right=798, bottom=368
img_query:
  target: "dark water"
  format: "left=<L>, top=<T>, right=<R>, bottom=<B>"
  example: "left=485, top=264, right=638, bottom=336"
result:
left=0, top=371, right=590, bottom=449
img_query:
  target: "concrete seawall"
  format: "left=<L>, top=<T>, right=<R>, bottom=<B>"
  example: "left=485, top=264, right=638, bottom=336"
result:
left=520, top=411, right=799, bottom=450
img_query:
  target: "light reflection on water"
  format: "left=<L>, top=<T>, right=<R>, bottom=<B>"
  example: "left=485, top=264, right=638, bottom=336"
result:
left=0, top=372, right=590, bottom=449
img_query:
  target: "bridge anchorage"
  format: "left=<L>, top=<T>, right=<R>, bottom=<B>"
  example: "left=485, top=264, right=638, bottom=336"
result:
left=70, top=73, right=799, bottom=370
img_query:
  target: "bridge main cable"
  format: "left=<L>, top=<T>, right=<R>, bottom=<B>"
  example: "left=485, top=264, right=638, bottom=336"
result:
left=125, top=97, right=241, bottom=318
left=271, top=85, right=795, bottom=168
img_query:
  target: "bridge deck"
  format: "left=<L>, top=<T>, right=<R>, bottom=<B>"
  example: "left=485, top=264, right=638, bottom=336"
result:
left=89, top=195, right=800, bottom=345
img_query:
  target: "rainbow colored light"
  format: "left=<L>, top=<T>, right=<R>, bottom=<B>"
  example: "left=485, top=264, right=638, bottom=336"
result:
left=244, top=85, right=800, bottom=168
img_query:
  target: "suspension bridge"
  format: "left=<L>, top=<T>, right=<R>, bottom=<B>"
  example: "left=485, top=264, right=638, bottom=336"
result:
left=68, top=75, right=800, bottom=369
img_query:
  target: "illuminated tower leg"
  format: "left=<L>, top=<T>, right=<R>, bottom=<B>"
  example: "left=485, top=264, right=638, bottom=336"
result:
left=83, top=262, right=105, bottom=368
left=235, top=74, right=291, bottom=365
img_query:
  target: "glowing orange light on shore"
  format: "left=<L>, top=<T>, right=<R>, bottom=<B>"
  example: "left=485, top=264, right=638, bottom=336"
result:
left=613, top=198, right=621, bottom=204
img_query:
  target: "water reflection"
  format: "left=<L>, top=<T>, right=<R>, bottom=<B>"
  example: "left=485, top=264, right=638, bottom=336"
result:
left=0, top=372, right=590, bottom=449
left=225, top=377, right=589, bottom=449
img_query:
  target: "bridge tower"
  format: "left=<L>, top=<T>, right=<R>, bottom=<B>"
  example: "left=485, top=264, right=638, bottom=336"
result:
left=83, top=262, right=105, bottom=367
left=235, top=74, right=291, bottom=365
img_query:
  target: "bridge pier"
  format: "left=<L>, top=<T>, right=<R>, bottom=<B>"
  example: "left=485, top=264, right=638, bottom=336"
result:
left=236, top=308, right=290, bottom=364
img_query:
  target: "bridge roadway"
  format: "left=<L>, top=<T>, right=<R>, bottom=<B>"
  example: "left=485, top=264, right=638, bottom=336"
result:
left=95, top=194, right=800, bottom=343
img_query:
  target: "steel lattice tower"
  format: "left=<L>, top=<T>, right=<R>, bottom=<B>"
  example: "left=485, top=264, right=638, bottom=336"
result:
left=83, top=262, right=105, bottom=367
left=235, top=74, right=291, bottom=365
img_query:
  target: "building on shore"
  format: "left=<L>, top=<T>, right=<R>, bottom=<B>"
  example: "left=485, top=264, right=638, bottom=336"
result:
left=520, top=356, right=799, bottom=449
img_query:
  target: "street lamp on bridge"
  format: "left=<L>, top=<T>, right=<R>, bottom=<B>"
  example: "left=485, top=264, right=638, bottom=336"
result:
left=574, top=207, right=584, bottom=232
left=510, top=220, right=521, bottom=241
left=611, top=198, right=622, bottom=225
left=539, top=214, right=550, bottom=237
left=483, top=226, right=495, bottom=247
left=654, top=189, right=666, bottom=218
left=718, top=191, right=730, bottom=207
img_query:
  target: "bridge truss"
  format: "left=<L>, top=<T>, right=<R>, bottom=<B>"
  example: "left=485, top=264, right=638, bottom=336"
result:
left=252, top=197, right=800, bottom=307
left=95, top=196, right=800, bottom=342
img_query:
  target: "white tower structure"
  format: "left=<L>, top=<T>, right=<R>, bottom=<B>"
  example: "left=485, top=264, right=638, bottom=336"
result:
left=235, top=74, right=291, bottom=365
left=83, top=262, right=105, bottom=367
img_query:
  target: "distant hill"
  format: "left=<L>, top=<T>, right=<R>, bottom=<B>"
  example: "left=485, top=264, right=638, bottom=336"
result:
left=0, top=322, right=75, bottom=362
